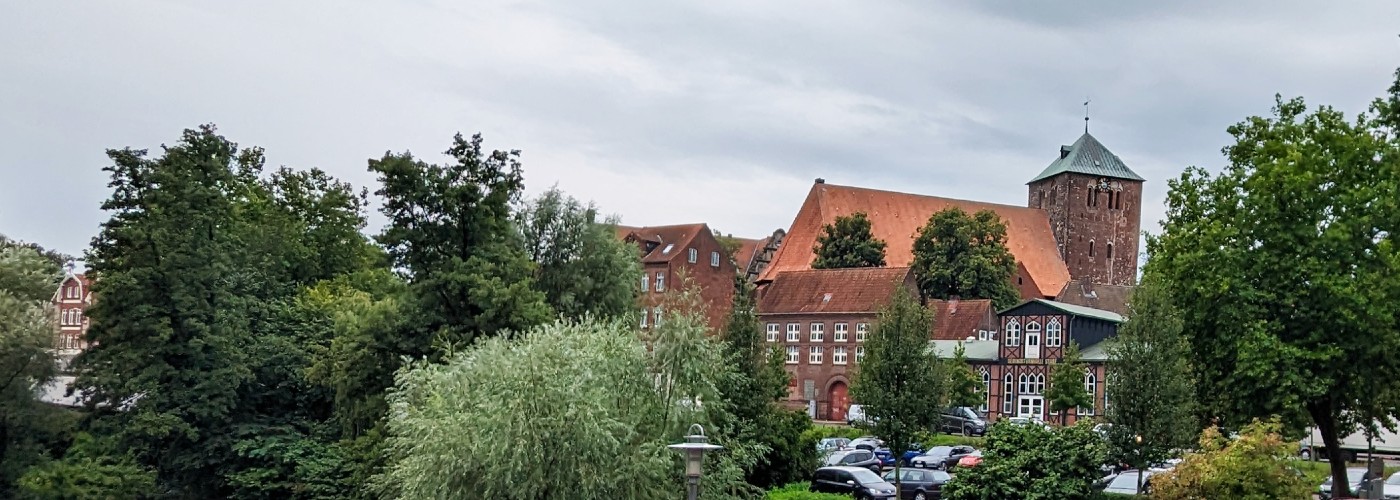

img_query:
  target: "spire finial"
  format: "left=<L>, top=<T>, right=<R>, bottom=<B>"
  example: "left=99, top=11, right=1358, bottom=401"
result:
left=1083, top=98, right=1091, bottom=133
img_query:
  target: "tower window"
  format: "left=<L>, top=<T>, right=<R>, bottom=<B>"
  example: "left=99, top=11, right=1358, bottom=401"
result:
left=1089, top=241, right=1095, bottom=257
left=1116, top=191, right=1124, bottom=210
left=1086, top=188, right=1093, bottom=207
left=1107, top=243, right=1114, bottom=260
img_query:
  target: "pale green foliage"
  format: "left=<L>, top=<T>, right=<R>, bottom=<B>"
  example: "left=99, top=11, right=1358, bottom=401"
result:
left=516, top=186, right=642, bottom=321
left=945, top=344, right=982, bottom=409
left=941, top=421, right=1106, bottom=500
left=1151, top=419, right=1311, bottom=500
left=1044, top=342, right=1092, bottom=426
left=1106, top=276, right=1196, bottom=472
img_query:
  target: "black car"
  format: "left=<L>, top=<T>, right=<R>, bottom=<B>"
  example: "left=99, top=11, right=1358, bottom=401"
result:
left=811, top=466, right=898, bottom=499
left=909, top=445, right=977, bottom=470
left=939, top=407, right=987, bottom=436
left=882, top=468, right=951, bottom=500
left=824, top=449, right=884, bottom=474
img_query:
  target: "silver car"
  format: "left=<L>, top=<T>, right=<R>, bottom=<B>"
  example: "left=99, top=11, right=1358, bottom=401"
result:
left=1319, top=467, right=1373, bottom=500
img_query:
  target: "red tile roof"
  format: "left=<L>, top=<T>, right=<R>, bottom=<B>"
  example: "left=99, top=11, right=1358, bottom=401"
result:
left=757, top=267, right=915, bottom=314
left=1054, top=280, right=1134, bottom=316
left=757, top=182, right=1070, bottom=298
left=732, top=237, right=765, bottom=273
left=929, top=299, right=996, bottom=341
left=622, top=223, right=711, bottom=263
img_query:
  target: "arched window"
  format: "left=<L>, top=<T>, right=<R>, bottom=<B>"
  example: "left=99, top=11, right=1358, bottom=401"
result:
left=1046, top=318, right=1062, bottom=347
left=1033, top=374, right=1046, bottom=394
left=1107, top=243, right=1114, bottom=260
left=1082, top=369, right=1098, bottom=415
left=1005, top=319, right=1021, bottom=346
left=1018, top=374, right=1030, bottom=394
left=979, top=368, right=991, bottom=412
left=1002, top=373, right=1014, bottom=413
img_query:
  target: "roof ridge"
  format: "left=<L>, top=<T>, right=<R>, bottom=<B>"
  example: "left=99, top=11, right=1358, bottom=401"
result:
left=816, top=182, right=1048, bottom=214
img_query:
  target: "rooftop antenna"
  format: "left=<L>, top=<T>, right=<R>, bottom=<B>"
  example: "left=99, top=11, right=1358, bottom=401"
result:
left=1083, top=98, right=1091, bottom=133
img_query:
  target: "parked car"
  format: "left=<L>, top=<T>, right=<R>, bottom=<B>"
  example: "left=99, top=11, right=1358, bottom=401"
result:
left=850, top=436, right=885, bottom=451
left=910, top=445, right=978, bottom=470
left=1384, top=471, right=1400, bottom=500
left=882, top=468, right=951, bottom=500
left=1102, top=470, right=1155, bottom=496
left=1006, top=416, right=1049, bottom=428
left=818, top=437, right=852, bottom=453
left=1320, top=467, right=1376, bottom=500
left=939, top=406, right=988, bottom=436
left=896, top=444, right=926, bottom=466
left=810, top=466, right=898, bottom=499
left=848, top=404, right=874, bottom=427
left=824, top=449, right=884, bottom=474
left=955, top=451, right=982, bottom=469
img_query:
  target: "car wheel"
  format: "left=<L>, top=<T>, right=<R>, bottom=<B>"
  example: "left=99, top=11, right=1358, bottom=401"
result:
left=870, top=465, right=881, bottom=474
left=914, top=492, right=928, bottom=500
left=962, top=425, right=972, bottom=437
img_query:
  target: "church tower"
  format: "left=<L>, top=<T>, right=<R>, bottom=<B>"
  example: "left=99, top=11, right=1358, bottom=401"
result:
left=1027, top=132, right=1144, bottom=286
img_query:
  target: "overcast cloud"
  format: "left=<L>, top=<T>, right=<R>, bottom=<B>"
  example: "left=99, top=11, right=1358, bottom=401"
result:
left=3, top=0, right=1398, bottom=258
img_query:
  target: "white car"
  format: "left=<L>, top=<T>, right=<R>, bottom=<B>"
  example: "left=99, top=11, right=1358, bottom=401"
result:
left=847, top=404, right=875, bottom=426
left=1382, top=471, right=1400, bottom=500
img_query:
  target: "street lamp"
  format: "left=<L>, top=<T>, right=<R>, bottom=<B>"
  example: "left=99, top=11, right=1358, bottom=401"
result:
left=1134, top=434, right=1145, bottom=495
left=669, top=424, right=724, bottom=500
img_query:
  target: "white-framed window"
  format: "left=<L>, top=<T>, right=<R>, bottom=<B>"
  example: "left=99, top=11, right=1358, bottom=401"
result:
left=977, top=329, right=989, bottom=341
left=710, top=251, right=720, bottom=267
left=809, top=346, right=823, bottom=364
left=1026, top=320, right=1041, bottom=343
left=1018, top=396, right=1044, bottom=419
left=640, top=308, right=649, bottom=328
left=655, top=272, right=665, bottom=292
left=1002, top=373, right=1014, bottom=414
left=653, top=306, right=663, bottom=327
left=979, top=367, right=990, bottom=412
left=641, top=275, right=649, bottom=292
left=786, top=323, right=800, bottom=342
left=766, top=323, right=779, bottom=342
left=1005, top=319, right=1021, bottom=346
left=785, top=346, right=799, bottom=364
left=1019, top=373, right=1045, bottom=395
left=834, top=323, right=849, bottom=342
left=1046, top=318, right=1062, bottom=347
left=688, top=248, right=698, bottom=263
left=855, top=346, right=865, bottom=363
left=1018, top=374, right=1030, bottom=394
left=856, top=323, right=869, bottom=342
left=809, top=323, right=824, bottom=342
left=1081, top=369, right=1097, bottom=416
left=833, top=347, right=848, bottom=365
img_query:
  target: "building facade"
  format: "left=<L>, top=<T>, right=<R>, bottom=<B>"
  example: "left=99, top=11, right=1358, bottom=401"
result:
left=51, top=270, right=92, bottom=366
left=620, top=223, right=738, bottom=331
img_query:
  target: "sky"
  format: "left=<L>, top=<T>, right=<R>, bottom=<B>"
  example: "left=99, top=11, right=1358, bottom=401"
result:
left=3, top=0, right=1398, bottom=259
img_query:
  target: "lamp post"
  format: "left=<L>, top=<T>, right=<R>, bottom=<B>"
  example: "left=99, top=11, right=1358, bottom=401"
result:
left=669, top=424, right=723, bottom=500
left=1135, top=434, right=1144, bottom=495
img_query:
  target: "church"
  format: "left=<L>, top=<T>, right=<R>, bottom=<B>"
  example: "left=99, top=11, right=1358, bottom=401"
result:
left=754, top=131, right=1145, bottom=423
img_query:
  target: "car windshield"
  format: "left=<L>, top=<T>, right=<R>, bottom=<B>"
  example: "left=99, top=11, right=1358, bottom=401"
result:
left=1388, top=472, right=1400, bottom=485
left=823, top=453, right=846, bottom=466
left=1347, top=469, right=1368, bottom=483
left=849, top=468, right=885, bottom=485
left=923, top=446, right=952, bottom=457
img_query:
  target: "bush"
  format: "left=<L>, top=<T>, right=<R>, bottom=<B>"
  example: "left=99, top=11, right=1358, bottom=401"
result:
left=766, top=482, right=850, bottom=500
left=912, top=430, right=985, bottom=449
left=941, top=421, right=1106, bottom=500
left=1149, top=419, right=1311, bottom=500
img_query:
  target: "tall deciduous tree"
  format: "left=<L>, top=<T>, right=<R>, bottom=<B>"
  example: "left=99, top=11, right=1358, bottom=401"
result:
left=75, top=126, right=260, bottom=496
left=371, top=133, right=551, bottom=351
left=812, top=212, right=887, bottom=269
left=1106, top=275, right=1196, bottom=484
left=911, top=207, right=1020, bottom=310
left=850, top=290, right=944, bottom=493
left=945, top=344, right=983, bottom=410
left=1045, top=342, right=1092, bottom=427
left=1148, top=74, right=1400, bottom=495
left=515, top=187, right=640, bottom=321
left=0, top=243, right=61, bottom=490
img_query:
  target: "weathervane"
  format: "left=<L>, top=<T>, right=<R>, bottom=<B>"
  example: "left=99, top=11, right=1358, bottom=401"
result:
left=1084, top=98, right=1091, bottom=133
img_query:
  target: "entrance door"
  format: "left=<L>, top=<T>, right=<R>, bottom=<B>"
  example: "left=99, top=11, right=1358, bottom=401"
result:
left=1018, top=396, right=1044, bottom=420
left=1025, top=329, right=1041, bottom=359
left=828, top=382, right=849, bottom=421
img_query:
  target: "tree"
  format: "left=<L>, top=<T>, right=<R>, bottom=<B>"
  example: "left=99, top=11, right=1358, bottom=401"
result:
left=1105, top=275, right=1197, bottom=488
left=945, top=344, right=982, bottom=410
left=1150, top=419, right=1311, bottom=500
left=0, top=243, right=61, bottom=491
left=1044, top=342, right=1092, bottom=427
left=812, top=212, right=887, bottom=269
left=371, top=132, right=551, bottom=350
left=941, top=421, right=1107, bottom=500
left=17, top=433, right=156, bottom=499
left=850, top=289, right=944, bottom=494
left=910, top=207, right=1020, bottom=310
left=1147, top=72, right=1400, bottom=496
left=515, top=187, right=641, bottom=321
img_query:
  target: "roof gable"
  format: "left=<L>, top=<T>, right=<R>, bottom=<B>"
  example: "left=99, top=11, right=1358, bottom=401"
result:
left=1027, top=133, right=1144, bottom=184
left=757, top=182, right=1070, bottom=298
left=757, top=267, right=914, bottom=314
left=622, top=223, right=711, bottom=263
left=1000, top=298, right=1124, bottom=323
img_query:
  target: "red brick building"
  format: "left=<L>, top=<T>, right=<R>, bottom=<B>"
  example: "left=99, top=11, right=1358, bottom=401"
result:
left=619, top=223, right=738, bottom=331
left=732, top=229, right=785, bottom=283
left=51, top=269, right=92, bottom=365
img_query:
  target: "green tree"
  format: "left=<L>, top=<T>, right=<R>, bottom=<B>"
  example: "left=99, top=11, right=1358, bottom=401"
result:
left=515, top=187, right=640, bottom=321
left=910, top=207, right=1020, bottom=310
left=945, top=344, right=982, bottom=410
left=850, top=290, right=945, bottom=494
left=1150, top=419, right=1311, bottom=500
left=1044, top=342, right=1092, bottom=427
left=1147, top=74, right=1400, bottom=495
left=1105, top=276, right=1196, bottom=487
left=812, top=212, right=887, bottom=269
left=17, top=433, right=156, bottom=499
left=0, top=243, right=62, bottom=491
left=941, top=421, right=1107, bottom=500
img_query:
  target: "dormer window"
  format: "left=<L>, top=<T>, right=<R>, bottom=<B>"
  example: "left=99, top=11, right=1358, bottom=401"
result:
left=687, top=248, right=697, bottom=263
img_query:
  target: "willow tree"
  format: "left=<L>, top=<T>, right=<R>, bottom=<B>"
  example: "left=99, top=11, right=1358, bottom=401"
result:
left=1148, top=70, right=1400, bottom=496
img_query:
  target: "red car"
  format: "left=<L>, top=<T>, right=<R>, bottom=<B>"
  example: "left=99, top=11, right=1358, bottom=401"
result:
left=956, top=452, right=983, bottom=468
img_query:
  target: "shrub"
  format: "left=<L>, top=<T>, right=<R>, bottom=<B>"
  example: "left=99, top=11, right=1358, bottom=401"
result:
left=766, top=482, right=850, bottom=500
left=941, top=420, right=1106, bottom=500
left=1149, top=419, right=1311, bottom=500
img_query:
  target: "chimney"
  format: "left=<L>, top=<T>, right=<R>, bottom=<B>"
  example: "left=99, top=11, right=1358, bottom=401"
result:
left=815, top=178, right=825, bottom=184
left=948, top=295, right=959, bottom=315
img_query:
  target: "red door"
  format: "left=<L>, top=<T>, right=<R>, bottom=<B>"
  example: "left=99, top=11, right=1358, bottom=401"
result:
left=828, top=382, right=850, bottom=421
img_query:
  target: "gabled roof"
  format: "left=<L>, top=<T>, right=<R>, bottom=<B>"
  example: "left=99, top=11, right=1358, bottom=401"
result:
left=757, top=267, right=914, bottom=314
left=929, top=299, right=997, bottom=341
left=51, top=272, right=92, bottom=303
left=757, top=182, right=1070, bottom=298
left=1002, top=298, right=1124, bottom=323
left=1027, top=132, right=1144, bottom=184
left=732, top=237, right=766, bottom=273
left=621, top=223, right=711, bottom=264
left=1054, top=279, right=1135, bottom=316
